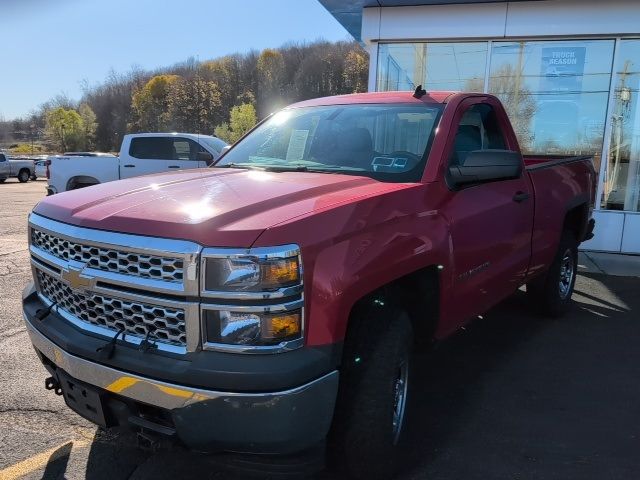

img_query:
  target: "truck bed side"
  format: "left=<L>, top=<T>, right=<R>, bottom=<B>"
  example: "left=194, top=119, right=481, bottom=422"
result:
left=49, top=155, right=119, bottom=194
left=526, top=155, right=596, bottom=280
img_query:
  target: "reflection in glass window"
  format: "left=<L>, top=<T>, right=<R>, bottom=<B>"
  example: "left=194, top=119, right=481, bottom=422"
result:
left=489, top=40, right=614, bottom=159
left=603, top=40, right=640, bottom=212
left=377, top=43, right=487, bottom=92
left=216, top=104, right=443, bottom=183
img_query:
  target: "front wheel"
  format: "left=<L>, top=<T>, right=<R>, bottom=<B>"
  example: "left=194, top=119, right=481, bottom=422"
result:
left=328, top=305, right=413, bottom=480
left=18, top=169, right=30, bottom=183
left=527, top=230, right=578, bottom=317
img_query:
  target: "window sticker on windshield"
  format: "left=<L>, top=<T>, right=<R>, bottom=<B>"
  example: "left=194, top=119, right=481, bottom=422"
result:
left=286, top=130, right=309, bottom=161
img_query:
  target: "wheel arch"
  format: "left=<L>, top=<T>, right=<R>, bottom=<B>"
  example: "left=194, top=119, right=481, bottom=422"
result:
left=66, top=175, right=100, bottom=191
left=345, top=265, right=441, bottom=349
left=563, top=196, right=590, bottom=242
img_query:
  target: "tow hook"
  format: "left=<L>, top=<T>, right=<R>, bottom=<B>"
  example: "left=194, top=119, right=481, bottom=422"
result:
left=45, top=376, right=63, bottom=396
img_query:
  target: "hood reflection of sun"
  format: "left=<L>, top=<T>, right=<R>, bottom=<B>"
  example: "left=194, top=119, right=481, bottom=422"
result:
left=247, top=170, right=273, bottom=182
left=182, top=199, right=215, bottom=222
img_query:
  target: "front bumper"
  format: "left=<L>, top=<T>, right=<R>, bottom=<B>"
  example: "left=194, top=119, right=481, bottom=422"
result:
left=23, top=308, right=339, bottom=455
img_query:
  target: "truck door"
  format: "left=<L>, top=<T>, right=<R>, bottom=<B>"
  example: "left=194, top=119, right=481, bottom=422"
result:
left=442, top=99, right=534, bottom=321
left=0, top=154, right=8, bottom=178
left=121, top=137, right=172, bottom=178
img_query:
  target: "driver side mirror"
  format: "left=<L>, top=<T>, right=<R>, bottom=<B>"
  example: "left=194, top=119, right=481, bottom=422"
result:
left=197, top=151, right=214, bottom=166
left=448, top=149, right=522, bottom=188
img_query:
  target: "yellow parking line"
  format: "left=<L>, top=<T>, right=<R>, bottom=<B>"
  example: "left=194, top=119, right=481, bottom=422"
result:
left=0, top=439, right=89, bottom=480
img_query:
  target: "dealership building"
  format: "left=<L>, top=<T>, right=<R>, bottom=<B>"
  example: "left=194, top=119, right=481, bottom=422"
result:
left=320, top=0, right=640, bottom=254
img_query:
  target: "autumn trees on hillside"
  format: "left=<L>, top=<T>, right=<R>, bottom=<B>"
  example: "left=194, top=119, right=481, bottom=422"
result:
left=3, top=40, right=369, bottom=153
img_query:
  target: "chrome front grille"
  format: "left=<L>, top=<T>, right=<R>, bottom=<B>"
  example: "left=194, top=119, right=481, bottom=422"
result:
left=37, top=270, right=187, bottom=347
left=29, top=214, right=201, bottom=353
left=32, top=229, right=184, bottom=283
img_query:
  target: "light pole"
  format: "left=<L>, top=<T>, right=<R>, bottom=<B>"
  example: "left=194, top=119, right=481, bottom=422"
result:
left=30, top=123, right=35, bottom=155
left=60, top=122, right=66, bottom=153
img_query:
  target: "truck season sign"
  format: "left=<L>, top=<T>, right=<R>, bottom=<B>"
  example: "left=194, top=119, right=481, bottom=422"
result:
left=540, top=46, right=586, bottom=93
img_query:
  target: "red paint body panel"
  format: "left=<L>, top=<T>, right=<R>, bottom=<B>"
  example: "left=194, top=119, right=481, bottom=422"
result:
left=34, top=168, right=408, bottom=248
left=33, top=92, right=595, bottom=347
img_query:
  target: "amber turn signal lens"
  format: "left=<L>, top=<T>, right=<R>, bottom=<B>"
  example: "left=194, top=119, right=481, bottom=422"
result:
left=260, top=258, right=300, bottom=288
left=263, top=312, right=301, bottom=340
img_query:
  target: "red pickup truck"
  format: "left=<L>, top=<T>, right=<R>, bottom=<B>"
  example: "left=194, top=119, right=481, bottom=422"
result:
left=23, top=91, right=595, bottom=479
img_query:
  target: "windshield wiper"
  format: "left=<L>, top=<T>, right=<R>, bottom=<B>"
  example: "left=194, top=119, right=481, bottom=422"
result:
left=217, top=163, right=361, bottom=175
left=216, top=163, right=267, bottom=171
left=263, top=165, right=309, bottom=172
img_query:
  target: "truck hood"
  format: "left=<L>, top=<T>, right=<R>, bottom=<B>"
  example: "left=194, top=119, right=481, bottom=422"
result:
left=33, top=168, right=409, bottom=247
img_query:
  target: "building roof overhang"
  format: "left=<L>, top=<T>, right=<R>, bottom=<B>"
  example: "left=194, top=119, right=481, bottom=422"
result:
left=318, top=0, right=547, bottom=41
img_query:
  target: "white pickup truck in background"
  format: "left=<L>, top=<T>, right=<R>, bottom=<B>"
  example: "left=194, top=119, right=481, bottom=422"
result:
left=47, top=133, right=228, bottom=195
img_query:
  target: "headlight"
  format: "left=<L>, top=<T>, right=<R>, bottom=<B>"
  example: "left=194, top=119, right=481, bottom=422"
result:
left=200, top=245, right=304, bottom=352
left=204, top=256, right=300, bottom=291
left=203, top=309, right=302, bottom=348
left=201, top=245, right=302, bottom=294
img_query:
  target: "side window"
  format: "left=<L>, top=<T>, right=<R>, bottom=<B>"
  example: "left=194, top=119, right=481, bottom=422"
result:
left=171, top=138, right=205, bottom=161
left=172, top=140, right=192, bottom=160
left=450, top=103, right=507, bottom=166
left=129, top=138, right=174, bottom=160
left=0, top=154, right=6, bottom=162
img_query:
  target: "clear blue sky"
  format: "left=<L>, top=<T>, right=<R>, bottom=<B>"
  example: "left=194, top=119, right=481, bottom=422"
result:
left=0, top=0, right=350, bottom=120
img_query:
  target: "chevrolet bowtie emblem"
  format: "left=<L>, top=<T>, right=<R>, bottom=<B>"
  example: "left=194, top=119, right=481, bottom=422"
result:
left=60, top=266, right=95, bottom=290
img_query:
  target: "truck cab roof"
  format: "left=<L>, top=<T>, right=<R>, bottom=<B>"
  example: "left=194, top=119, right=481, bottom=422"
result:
left=288, top=90, right=459, bottom=108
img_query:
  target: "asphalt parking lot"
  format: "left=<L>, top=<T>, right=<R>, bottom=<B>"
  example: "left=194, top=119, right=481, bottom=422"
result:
left=1, top=179, right=639, bottom=479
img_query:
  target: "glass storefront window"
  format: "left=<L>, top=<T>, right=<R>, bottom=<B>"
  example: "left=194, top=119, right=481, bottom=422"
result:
left=377, top=43, right=487, bottom=92
left=603, top=40, right=640, bottom=212
left=489, top=40, right=614, bottom=159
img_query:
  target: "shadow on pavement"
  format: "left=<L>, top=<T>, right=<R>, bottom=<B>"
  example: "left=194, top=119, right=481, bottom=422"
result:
left=40, top=442, right=72, bottom=480
left=76, top=273, right=639, bottom=480
left=399, top=272, right=640, bottom=480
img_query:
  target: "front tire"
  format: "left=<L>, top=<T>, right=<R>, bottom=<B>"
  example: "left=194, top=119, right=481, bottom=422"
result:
left=18, top=169, right=30, bottom=183
left=527, top=230, right=578, bottom=317
left=329, top=305, right=413, bottom=480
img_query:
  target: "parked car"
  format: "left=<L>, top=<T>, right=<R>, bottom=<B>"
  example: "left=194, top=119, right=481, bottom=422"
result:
left=23, top=91, right=595, bottom=479
left=47, top=133, right=228, bottom=195
left=0, top=153, right=35, bottom=183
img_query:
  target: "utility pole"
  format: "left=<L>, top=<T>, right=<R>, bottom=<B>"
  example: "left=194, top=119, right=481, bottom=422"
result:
left=413, top=44, right=427, bottom=90
left=513, top=41, right=525, bottom=114
left=609, top=61, right=631, bottom=207
left=30, top=124, right=35, bottom=155
left=60, top=122, right=66, bottom=153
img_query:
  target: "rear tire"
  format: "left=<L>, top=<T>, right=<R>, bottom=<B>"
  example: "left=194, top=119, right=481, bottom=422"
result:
left=18, top=169, right=30, bottom=183
left=527, top=230, right=578, bottom=317
left=328, top=304, right=413, bottom=480
left=0, top=178, right=5, bottom=183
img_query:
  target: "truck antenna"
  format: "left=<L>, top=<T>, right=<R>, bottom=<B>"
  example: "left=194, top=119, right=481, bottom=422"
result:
left=413, top=85, right=427, bottom=99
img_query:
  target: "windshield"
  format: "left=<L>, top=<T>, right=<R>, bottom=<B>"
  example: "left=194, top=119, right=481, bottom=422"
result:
left=200, top=136, right=228, bottom=154
left=215, top=103, right=443, bottom=182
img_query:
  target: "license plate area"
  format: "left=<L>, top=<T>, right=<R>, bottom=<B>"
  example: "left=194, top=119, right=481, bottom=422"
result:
left=57, top=370, right=109, bottom=427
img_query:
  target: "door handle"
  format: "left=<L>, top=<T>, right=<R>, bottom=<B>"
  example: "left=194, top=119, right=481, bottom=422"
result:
left=513, top=191, right=530, bottom=203
left=168, top=165, right=180, bottom=169
left=123, top=164, right=135, bottom=168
